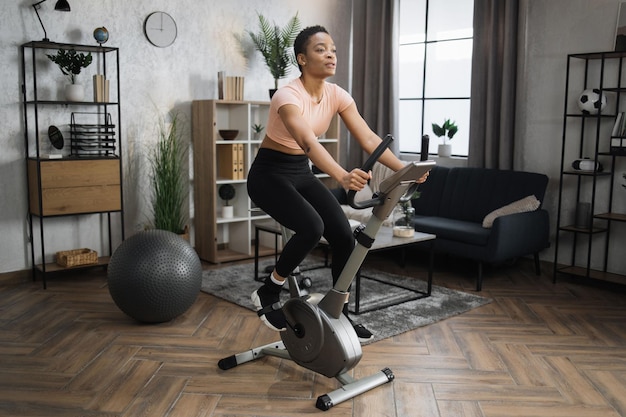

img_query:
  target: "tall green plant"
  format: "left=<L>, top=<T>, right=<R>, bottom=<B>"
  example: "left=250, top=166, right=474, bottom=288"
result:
left=150, top=112, right=188, bottom=234
left=247, top=12, right=301, bottom=90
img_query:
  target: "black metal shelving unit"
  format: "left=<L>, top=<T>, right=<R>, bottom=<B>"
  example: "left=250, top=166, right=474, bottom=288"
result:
left=21, top=41, right=125, bottom=288
left=553, top=50, right=626, bottom=286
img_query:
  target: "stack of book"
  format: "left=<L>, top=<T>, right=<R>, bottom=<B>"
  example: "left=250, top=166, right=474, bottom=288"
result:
left=92, top=74, right=110, bottom=102
left=217, top=72, right=244, bottom=100
left=611, top=112, right=626, bottom=155
left=217, top=143, right=244, bottom=180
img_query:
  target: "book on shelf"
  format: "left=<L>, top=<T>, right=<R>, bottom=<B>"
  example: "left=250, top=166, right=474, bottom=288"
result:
left=217, top=71, right=225, bottom=99
left=611, top=137, right=626, bottom=155
left=217, top=73, right=244, bottom=101
left=217, top=143, right=244, bottom=180
left=236, top=143, right=244, bottom=178
left=92, top=74, right=110, bottom=102
left=104, top=79, right=110, bottom=102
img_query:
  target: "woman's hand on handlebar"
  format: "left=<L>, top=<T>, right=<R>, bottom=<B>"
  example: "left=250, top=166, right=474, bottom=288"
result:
left=341, top=168, right=371, bottom=191
left=417, top=171, right=429, bottom=184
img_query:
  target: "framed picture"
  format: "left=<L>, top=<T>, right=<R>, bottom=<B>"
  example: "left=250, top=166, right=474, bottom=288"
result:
left=615, top=2, right=626, bottom=51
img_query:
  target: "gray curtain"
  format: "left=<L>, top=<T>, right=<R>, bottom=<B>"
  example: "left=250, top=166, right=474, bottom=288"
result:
left=468, top=0, right=519, bottom=169
left=349, top=0, right=399, bottom=169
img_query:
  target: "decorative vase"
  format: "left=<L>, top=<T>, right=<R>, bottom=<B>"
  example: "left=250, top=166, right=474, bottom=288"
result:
left=65, top=84, right=84, bottom=102
left=438, top=144, right=452, bottom=157
left=222, top=205, right=234, bottom=219
left=392, top=204, right=415, bottom=237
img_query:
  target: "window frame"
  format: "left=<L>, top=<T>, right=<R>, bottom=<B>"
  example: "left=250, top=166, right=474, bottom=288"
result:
left=398, top=0, right=473, bottom=158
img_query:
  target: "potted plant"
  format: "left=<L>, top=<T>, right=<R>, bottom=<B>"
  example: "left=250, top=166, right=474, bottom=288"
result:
left=247, top=12, right=301, bottom=97
left=392, top=190, right=421, bottom=237
left=219, top=184, right=236, bottom=218
left=46, top=49, right=93, bottom=102
left=432, top=119, right=458, bottom=157
left=252, top=123, right=264, bottom=141
left=149, top=111, right=189, bottom=238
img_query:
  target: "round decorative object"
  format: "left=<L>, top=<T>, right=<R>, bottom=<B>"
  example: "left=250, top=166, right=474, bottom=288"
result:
left=572, top=158, right=603, bottom=172
left=577, top=88, right=607, bottom=115
left=48, top=125, right=64, bottom=149
left=218, top=184, right=236, bottom=202
left=393, top=226, right=415, bottom=238
left=218, top=129, right=239, bottom=140
left=144, top=11, right=177, bottom=48
left=93, top=27, right=109, bottom=44
left=107, top=230, right=202, bottom=323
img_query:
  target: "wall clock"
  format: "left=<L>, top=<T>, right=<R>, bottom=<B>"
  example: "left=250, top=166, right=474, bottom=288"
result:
left=144, top=11, right=177, bottom=47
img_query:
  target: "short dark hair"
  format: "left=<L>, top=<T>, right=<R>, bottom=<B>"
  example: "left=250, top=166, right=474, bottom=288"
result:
left=294, top=25, right=329, bottom=72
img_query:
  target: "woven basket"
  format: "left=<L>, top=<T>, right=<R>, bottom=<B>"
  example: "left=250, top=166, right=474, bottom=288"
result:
left=56, top=248, right=98, bottom=267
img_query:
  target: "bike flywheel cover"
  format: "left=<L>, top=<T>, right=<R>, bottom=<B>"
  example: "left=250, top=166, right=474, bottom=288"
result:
left=281, top=298, right=325, bottom=363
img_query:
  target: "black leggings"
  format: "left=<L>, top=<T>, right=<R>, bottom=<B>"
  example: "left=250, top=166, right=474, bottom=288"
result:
left=247, top=148, right=354, bottom=284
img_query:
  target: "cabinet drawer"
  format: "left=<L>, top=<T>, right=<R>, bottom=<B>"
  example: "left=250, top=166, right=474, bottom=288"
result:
left=28, top=159, right=121, bottom=216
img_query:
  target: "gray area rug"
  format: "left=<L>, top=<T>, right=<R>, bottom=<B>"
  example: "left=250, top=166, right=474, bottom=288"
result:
left=201, top=258, right=491, bottom=344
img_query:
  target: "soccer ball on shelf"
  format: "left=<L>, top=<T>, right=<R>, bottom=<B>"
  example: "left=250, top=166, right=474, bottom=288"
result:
left=577, top=88, right=607, bottom=115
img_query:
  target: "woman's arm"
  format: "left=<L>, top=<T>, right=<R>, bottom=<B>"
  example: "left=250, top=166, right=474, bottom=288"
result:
left=339, top=102, right=405, bottom=172
left=278, top=104, right=370, bottom=191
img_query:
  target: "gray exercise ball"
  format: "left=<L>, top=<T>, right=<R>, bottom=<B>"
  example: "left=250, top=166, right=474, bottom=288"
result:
left=107, top=230, right=202, bottom=323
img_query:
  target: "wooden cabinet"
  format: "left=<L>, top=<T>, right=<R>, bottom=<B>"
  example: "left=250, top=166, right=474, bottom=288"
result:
left=553, top=50, right=626, bottom=286
left=21, top=41, right=124, bottom=287
left=192, top=99, right=340, bottom=263
left=27, top=159, right=121, bottom=216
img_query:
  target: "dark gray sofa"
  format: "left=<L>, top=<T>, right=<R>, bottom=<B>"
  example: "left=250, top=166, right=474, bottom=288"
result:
left=410, top=166, right=550, bottom=291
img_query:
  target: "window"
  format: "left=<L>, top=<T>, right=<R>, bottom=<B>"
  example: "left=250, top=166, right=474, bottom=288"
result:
left=398, top=0, right=474, bottom=157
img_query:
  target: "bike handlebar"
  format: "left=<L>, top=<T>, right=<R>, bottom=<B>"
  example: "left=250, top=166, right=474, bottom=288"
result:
left=347, top=134, right=394, bottom=210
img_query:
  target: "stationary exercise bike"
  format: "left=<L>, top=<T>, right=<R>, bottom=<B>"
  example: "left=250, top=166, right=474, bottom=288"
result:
left=218, top=135, right=435, bottom=411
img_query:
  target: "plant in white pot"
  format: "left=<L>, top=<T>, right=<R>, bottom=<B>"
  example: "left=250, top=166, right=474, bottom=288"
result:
left=432, top=119, right=458, bottom=157
left=219, top=184, right=236, bottom=218
left=252, top=123, right=264, bottom=141
left=247, top=12, right=301, bottom=98
left=46, top=49, right=93, bottom=102
left=392, top=190, right=421, bottom=237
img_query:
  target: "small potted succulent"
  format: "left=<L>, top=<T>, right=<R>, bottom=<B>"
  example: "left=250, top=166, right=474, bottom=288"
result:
left=219, top=184, right=236, bottom=218
left=432, top=119, right=458, bottom=157
left=252, top=123, right=264, bottom=141
left=46, top=49, right=93, bottom=101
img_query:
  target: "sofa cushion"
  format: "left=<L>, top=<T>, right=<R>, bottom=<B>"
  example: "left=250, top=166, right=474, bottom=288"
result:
left=412, top=216, right=491, bottom=246
left=482, top=195, right=540, bottom=228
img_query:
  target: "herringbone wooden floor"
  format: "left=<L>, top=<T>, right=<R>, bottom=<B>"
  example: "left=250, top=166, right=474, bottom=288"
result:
left=1, top=250, right=626, bottom=417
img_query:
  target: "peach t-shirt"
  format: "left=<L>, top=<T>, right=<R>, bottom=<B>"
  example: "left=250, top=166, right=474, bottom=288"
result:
left=266, top=78, right=354, bottom=150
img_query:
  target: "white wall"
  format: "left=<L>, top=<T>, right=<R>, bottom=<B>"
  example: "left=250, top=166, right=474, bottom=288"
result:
left=2, top=0, right=626, bottom=275
left=0, top=0, right=351, bottom=273
left=517, top=0, right=626, bottom=274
